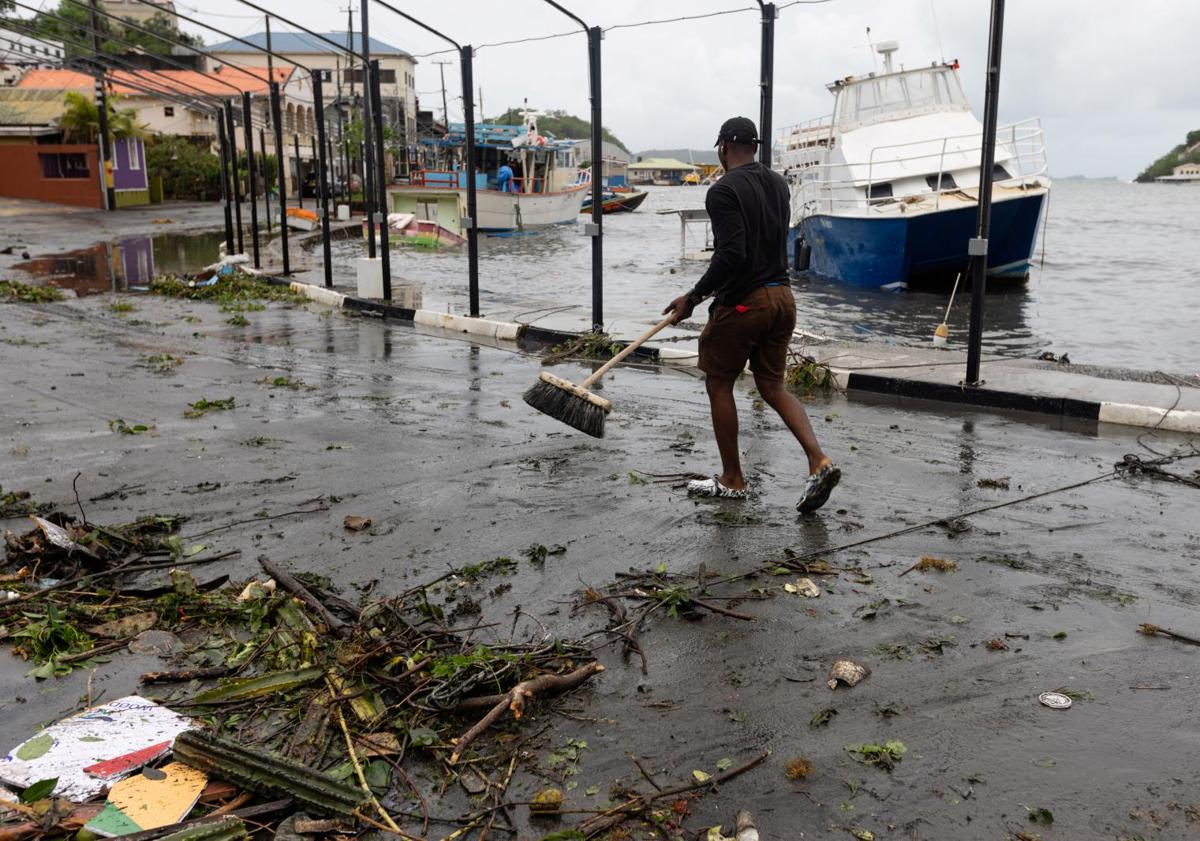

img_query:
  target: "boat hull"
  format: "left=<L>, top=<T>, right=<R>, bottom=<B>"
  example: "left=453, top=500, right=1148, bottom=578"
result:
left=793, top=191, right=1046, bottom=287
left=581, top=189, right=648, bottom=214
left=477, top=185, right=588, bottom=231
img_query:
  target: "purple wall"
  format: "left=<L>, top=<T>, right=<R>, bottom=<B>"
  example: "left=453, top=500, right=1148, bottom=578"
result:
left=119, top=236, right=154, bottom=286
left=112, top=137, right=148, bottom=192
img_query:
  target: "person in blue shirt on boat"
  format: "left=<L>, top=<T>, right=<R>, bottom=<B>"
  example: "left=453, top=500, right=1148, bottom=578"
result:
left=662, top=116, right=841, bottom=514
left=497, top=162, right=516, bottom=193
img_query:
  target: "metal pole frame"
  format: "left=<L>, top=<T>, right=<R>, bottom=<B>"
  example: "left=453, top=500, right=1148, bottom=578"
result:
left=540, top=0, right=602, bottom=328
left=226, top=102, right=244, bottom=253
left=369, top=59, right=391, bottom=298
left=965, top=0, right=1005, bottom=386
left=217, top=115, right=235, bottom=252
left=260, top=126, right=272, bottom=234
left=369, top=0, right=482, bottom=316
left=757, top=1, right=776, bottom=165
left=460, top=45, right=479, bottom=316
left=243, top=92, right=261, bottom=268
left=312, top=73, right=334, bottom=288
left=294, top=134, right=303, bottom=208
left=270, top=81, right=290, bottom=275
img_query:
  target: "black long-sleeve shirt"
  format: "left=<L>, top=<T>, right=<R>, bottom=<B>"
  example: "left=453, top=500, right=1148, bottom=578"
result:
left=689, top=161, right=791, bottom=306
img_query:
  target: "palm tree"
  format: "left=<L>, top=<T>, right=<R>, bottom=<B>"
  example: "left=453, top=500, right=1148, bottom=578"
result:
left=58, top=91, right=147, bottom=143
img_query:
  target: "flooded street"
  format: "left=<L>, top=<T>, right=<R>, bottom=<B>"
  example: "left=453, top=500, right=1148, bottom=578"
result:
left=323, top=179, right=1199, bottom=372
left=3, top=291, right=1199, bottom=838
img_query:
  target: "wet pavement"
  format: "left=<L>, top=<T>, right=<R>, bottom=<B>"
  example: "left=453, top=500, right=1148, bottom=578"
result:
left=3, top=292, right=1200, bottom=839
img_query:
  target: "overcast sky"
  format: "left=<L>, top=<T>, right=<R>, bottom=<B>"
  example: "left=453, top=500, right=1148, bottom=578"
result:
left=180, top=0, right=1200, bottom=178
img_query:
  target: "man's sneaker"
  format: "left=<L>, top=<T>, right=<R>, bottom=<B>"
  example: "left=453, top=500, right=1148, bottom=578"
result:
left=687, top=475, right=749, bottom=500
left=796, top=463, right=841, bottom=513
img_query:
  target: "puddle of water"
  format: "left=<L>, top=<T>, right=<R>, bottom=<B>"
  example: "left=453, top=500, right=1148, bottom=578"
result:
left=13, top=230, right=226, bottom=296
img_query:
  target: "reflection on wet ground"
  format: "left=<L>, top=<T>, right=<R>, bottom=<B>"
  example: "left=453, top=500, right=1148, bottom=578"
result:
left=12, top=229, right=226, bottom=295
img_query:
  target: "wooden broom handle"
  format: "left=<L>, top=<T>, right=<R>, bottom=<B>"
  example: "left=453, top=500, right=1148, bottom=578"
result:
left=580, top=313, right=678, bottom=389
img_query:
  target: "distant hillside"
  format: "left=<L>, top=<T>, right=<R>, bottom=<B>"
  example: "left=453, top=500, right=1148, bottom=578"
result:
left=1135, top=129, right=1200, bottom=182
left=485, top=108, right=628, bottom=153
left=635, top=148, right=719, bottom=165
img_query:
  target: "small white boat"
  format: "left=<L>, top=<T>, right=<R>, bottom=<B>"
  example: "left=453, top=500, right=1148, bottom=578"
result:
left=775, top=41, right=1050, bottom=287
left=395, top=109, right=588, bottom=232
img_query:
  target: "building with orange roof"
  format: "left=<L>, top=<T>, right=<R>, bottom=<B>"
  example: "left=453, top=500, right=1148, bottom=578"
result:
left=17, top=65, right=318, bottom=198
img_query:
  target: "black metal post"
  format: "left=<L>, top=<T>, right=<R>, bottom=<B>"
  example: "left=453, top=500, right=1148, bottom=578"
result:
left=361, top=5, right=376, bottom=259
left=270, top=82, right=289, bottom=275
left=461, top=44, right=479, bottom=317
left=369, top=59, right=391, bottom=298
left=313, top=73, right=333, bottom=289
left=965, top=0, right=1005, bottom=386
left=260, top=128, right=272, bottom=233
left=586, top=26, right=602, bottom=328
left=294, top=134, right=302, bottom=208
left=242, top=92, right=260, bottom=268
left=757, top=2, right=775, bottom=165
left=88, top=0, right=112, bottom=210
left=226, top=101, right=244, bottom=254
left=217, top=114, right=235, bottom=253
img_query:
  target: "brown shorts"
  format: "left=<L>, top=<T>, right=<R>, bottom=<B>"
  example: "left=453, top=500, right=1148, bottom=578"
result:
left=697, top=284, right=796, bottom=382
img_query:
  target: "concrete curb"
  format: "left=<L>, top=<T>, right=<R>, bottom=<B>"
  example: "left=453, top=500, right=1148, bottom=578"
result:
left=278, top=278, right=1199, bottom=435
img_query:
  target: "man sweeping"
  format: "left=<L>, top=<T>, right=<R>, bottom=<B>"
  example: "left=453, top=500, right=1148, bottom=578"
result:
left=663, top=117, right=840, bottom=513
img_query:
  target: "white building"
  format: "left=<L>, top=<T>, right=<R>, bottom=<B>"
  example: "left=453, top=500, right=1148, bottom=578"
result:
left=98, top=0, right=177, bottom=26
left=207, top=31, right=416, bottom=175
left=0, top=28, right=65, bottom=87
left=1155, top=162, right=1200, bottom=183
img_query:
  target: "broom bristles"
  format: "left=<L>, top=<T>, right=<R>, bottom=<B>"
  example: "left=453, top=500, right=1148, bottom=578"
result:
left=523, top=377, right=610, bottom=438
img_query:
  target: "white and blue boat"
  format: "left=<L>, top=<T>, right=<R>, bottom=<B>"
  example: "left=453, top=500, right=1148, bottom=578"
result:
left=775, top=42, right=1050, bottom=288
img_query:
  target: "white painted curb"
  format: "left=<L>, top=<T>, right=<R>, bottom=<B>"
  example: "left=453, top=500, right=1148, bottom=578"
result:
left=655, top=347, right=699, bottom=367
left=828, top=367, right=851, bottom=391
left=1099, top=402, right=1200, bottom=434
left=292, top=282, right=346, bottom=308
left=412, top=310, right=523, bottom=340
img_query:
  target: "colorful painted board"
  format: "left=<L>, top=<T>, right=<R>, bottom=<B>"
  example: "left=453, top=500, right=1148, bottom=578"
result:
left=83, top=762, right=207, bottom=837
left=0, top=696, right=193, bottom=801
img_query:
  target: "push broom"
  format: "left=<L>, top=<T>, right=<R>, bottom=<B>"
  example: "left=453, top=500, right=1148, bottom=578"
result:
left=523, top=312, right=679, bottom=438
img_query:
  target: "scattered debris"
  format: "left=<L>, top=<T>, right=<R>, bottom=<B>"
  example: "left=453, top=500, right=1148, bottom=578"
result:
left=0, top=696, right=193, bottom=801
left=784, top=577, right=821, bottom=598
left=1038, top=691, right=1073, bottom=710
left=785, top=757, right=813, bottom=780
left=845, top=740, right=906, bottom=771
left=827, top=659, right=871, bottom=690
left=977, top=476, right=1011, bottom=490
left=1138, top=622, right=1200, bottom=647
left=83, top=761, right=207, bottom=837
left=986, top=638, right=1010, bottom=652
left=184, top=398, right=236, bottom=419
left=342, top=515, right=372, bottom=532
left=898, top=555, right=958, bottom=577
left=0, top=280, right=63, bottom=303
left=810, top=707, right=838, bottom=728
left=784, top=350, right=835, bottom=395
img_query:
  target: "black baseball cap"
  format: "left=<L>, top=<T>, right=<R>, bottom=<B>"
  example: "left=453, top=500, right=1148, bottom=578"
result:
left=714, top=116, right=760, bottom=147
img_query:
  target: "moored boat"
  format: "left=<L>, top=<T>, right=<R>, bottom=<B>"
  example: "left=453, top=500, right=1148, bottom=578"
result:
left=581, top=188, right=648, bottom=214
left=392, top=110, right=588, bottom=232
left=776, top=41, right=1050, bottom=287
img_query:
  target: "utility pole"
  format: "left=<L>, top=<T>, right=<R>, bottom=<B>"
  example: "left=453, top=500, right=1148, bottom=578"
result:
left=433, top=59, right=451, bottom=124
left=478, top=86, right=483, bottom=122
left=264, top=16, right=273, bottom=79
left=965, top=0, right=1006, bottom=386
left=756, top=1, right=776, bottom=166
left=360, top=0, right=376, bottom=260
left=88, top=0, right=112, bottom=210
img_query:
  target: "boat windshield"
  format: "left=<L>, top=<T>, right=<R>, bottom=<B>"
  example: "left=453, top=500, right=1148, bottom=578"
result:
left=835, top=66, right=967, bottom=132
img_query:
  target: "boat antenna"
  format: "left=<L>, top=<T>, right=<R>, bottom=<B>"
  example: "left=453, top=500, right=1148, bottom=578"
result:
left=865, top=26, right=877, bottom=73
left=929, top=0, right=946, bottom=63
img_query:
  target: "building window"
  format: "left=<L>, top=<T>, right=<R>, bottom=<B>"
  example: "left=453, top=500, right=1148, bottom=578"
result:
left=40, top=153, right=90, bottom=179
left=127, top=138, right=140, bottom=170
left=164, top=106, right=174, bottom=117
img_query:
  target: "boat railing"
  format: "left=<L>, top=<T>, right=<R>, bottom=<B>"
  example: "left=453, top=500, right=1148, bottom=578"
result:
left=773, top=116, right=836, bottom=163
left=788, top=117, right=1047, bottom=216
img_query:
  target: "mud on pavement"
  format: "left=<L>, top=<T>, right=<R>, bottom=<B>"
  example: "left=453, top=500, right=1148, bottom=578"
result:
left=2, top=288, right=1200, bottom=840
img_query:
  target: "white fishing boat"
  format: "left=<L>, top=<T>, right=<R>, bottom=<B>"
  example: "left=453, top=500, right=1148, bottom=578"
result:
left=775, top=41, right=1050, bottom=287
left=396, top=109, right=588, bottom=232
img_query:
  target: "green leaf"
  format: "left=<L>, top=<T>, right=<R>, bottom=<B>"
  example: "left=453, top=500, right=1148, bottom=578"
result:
left=189, top=667, right=323, bottom=704
left=715, top=757, right=732, bottom=772
left=1027, top=807, right=1054, bottom=825
left=408, top=727, right=438, bottom=747
left=20, top=778, right=58, bottom=803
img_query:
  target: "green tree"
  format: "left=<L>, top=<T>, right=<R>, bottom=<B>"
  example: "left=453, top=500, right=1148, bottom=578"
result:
left=59, top=90, right=145, bottom=142
left=485, top=107, right=629, bottom=153
left=146, top=135, right=221, bottom=200
left=1135, top=130, right=1200, bottom=182
left=17, top=2, right=200, bottom=60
